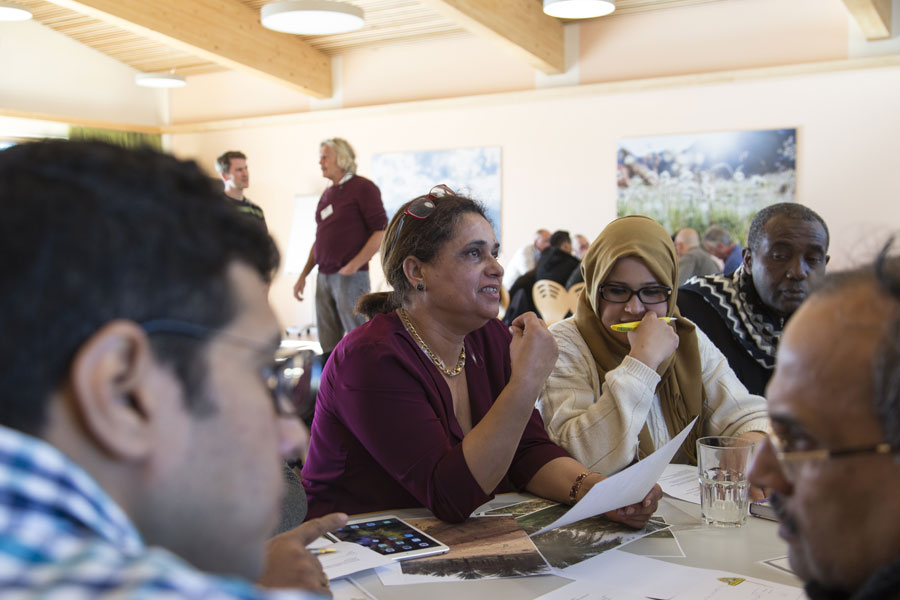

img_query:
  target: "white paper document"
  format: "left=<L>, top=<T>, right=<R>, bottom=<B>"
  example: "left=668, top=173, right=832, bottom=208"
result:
left=375, top=562, right=416, bottom=586
left=532, top=417, right=698, bottom=536
left=560, top=550, right=803, bottom=600
left=534, top=580, right=647, bottom=600
left=658, top=463, right=701, bottom=504
left=330, top=577, right=378, bottom=600
left=561, top=550, right=702, bottom=598
left=311, top=540, right=394, bottom=580
left=672, top=576, right=805, bottom=599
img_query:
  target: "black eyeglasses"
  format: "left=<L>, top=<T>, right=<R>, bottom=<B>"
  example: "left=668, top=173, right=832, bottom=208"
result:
left=387, top=184, right=455, bottom=255
left=598, top=284, right=672, bottom=304
left=141, top=318, right=301, bottom=418
left=766, top=420, right=899, bottom=483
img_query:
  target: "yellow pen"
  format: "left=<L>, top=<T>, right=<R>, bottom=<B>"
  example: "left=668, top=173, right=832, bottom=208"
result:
left=610, top=317, right=677, bottom=332
left=311, top=548, right=338, bottom=555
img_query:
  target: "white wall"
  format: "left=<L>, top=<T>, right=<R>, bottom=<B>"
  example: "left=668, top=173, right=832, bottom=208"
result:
left=3, top=1, right=896, bottom=333
left=0, top=20, right=164, bottom=125
left=171, top=64, right=900, bottom=331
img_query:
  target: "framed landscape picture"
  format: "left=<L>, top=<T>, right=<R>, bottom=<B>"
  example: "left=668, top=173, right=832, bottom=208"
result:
left=617, top=128, right=796, bottom=242
left=372, top=146, right=502, bottom=242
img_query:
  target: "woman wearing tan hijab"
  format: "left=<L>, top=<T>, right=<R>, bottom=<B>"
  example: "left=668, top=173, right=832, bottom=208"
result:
left=537, top=216, right=767, bottom=475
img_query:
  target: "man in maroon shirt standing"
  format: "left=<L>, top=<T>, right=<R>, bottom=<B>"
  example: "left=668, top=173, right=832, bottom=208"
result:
left=293, top=138, right=387, bottom=355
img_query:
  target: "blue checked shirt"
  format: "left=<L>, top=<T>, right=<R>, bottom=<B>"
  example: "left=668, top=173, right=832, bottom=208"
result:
left=0, top=424, right=321, bottom=599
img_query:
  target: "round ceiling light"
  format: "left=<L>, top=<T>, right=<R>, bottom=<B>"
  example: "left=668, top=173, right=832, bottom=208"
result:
left=261, top=0, right=364, bottom=35
left=543, top=0, right=616, bottom=19
left=135, top=72, right=187, bottom=88
left=0, top=1, right=33, bottom=21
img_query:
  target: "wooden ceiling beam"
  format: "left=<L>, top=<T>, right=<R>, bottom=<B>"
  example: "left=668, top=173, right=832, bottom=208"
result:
left=843, top=0, right=892, bottom=40
left=46, top=0, right=332, bottom=97
left=420, top=0, right=565, bottom=74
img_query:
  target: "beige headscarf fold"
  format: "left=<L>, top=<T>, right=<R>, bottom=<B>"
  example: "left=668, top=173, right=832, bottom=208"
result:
left=574, top=215, right=706, bottom=464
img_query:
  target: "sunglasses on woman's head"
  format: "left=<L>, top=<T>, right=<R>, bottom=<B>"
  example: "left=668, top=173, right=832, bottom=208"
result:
left=388, top=184, right=455, bottom=254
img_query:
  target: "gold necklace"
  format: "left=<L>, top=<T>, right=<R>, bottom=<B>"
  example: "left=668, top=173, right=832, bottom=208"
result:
left=397, top=308, right=465, bottom=377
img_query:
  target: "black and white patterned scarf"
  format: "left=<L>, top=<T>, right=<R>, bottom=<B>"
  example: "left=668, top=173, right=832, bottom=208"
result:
left=681, top=265, right=785, bottom=370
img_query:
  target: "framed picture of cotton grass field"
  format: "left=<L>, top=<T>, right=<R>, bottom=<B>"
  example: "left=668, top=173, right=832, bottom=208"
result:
left=617, top=128, right=796, bottom=242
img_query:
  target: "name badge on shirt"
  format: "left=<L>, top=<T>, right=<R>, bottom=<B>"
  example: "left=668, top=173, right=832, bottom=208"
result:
left=320, top=204, right=334, bottom=220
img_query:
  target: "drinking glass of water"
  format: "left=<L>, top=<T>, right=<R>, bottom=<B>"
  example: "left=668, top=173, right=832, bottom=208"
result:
left=697, top=436, right=757, bottom=527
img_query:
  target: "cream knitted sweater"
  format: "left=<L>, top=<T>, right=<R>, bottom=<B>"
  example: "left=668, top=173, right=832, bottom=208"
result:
left=537, top=317, right=768, bottom=474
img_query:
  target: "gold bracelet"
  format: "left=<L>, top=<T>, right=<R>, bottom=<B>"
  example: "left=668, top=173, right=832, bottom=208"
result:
left=569, top=471, right=592, bottom=505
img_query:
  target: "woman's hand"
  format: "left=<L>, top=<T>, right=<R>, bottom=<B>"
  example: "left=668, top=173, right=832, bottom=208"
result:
left=604, top=483, right=663, bottom=529
left=626, top=313, right=679, bottom=371
left=576, top=473, right=662, bottom=529
left=509, top=312, right=559, bottom=391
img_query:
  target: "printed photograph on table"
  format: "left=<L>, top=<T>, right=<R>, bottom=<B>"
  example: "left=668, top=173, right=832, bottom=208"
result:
left=372, top=146, right=502, bottom=242
left=395, top=516, right=551, bottom=581
left=516, top=505, right=670, bottom=569
left=623, top=517, right=686, bottom=558
left=617, top=128, right=796, bottom=242
left=481, top=497, right=559, bottom=518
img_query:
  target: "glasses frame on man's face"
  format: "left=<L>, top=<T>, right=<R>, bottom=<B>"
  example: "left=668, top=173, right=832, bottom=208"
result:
left=140, top=318, right=302, bottom=419
left=598, top=284, right=672, bottom=305
left=766, top=419, right=898, bottom=483
left=387, top=184, right=455, bottom=256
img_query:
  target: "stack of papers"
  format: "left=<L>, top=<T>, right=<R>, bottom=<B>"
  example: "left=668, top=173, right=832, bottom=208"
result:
left=548, top=551, right=804, bottom=599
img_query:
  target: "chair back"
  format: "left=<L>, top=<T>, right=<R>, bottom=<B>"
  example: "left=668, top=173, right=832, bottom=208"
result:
left=568, top=281, right=585, bottom=315
left=532, top=279, right=569, bottom=324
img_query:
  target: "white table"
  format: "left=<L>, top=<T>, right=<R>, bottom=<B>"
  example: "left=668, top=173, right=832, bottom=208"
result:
left=345, top=494, right=801, bottom=599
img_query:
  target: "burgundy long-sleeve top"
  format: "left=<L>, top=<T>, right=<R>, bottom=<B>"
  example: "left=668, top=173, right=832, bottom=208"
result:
left=301, top=312, right=570, bottom=523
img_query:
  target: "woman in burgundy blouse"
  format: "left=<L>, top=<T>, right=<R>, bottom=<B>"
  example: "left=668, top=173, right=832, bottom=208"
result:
left=302, top=186, right=661, bottom=524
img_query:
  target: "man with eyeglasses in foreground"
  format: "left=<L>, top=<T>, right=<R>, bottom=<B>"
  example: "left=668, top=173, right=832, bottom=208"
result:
left=749, top=244, right=900, bottom=600
left=0, top=140, right=346, bottom=597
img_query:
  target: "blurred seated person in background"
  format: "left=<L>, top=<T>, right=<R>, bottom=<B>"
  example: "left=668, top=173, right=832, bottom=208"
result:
left=503, top=268, right=538, bottom=325
left=505, top=231, right=582, bottom=322
left=536, top=230, right=581, bottom=287
left=574, top=234, right=591, bottom=260
left=702, top=225, right=743, bottom=276
left=0, top=140, right=345, bottom=598
left=678, top=203, right=829, bottom=395
left=302, top=187, right=660, bottom=526
left=566, top=233, right=592, bottom=289
left=537, top=216, right=767, bottom=478
left=749, top=245, right=900, bottom=600
left=502, top=228, right=550, bottom=290
left=674, top=227, right=720, bottom=285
